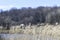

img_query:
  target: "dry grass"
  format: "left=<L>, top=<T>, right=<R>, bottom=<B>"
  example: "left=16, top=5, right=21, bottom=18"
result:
left=1, top=24, right=60, bottom=37
left=1, top=24, right=60, bottom=40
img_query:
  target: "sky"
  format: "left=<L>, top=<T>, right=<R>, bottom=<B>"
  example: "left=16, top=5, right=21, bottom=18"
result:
left=0, top=0, right=60, bottom=10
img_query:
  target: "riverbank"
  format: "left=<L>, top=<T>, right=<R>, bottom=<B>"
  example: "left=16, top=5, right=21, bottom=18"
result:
left=0, top=24, right=60, bottom=37
left=0, top=34, right=60, bottom=40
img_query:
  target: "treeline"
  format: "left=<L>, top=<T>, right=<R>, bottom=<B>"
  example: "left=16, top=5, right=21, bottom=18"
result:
left=0, top=6, right=60, bottom=27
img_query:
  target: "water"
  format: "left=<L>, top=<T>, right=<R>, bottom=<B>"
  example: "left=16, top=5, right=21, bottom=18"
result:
left=0, top=34, right=60, bottom=40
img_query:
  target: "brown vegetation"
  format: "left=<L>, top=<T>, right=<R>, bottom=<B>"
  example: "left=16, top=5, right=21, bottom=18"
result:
left=0, top=24, right=60, bottom=38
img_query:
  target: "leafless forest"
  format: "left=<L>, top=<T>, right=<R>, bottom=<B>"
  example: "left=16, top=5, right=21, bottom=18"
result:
left=0, top=6, right=60, bottom=40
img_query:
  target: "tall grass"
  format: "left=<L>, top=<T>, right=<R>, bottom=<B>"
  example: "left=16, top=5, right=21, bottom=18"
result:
left=8, top=24, right=60, bottom=38
left=1, top=24, right=60, bottom=40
